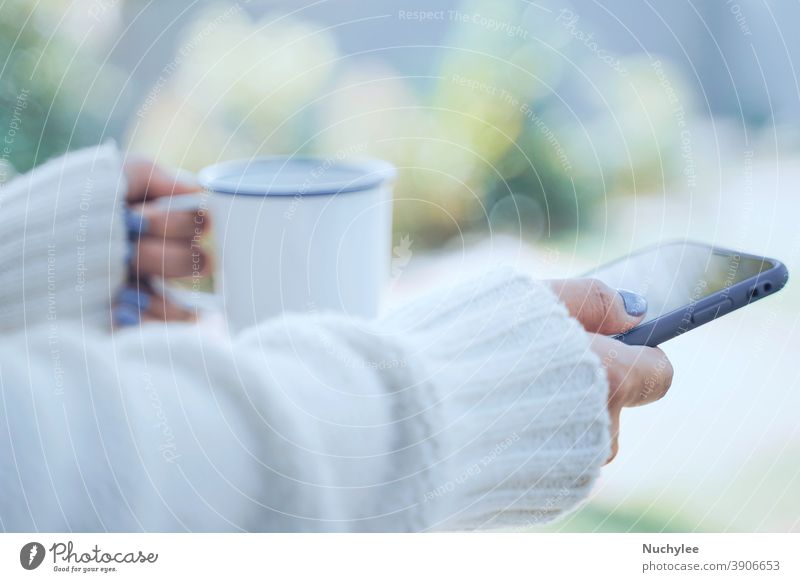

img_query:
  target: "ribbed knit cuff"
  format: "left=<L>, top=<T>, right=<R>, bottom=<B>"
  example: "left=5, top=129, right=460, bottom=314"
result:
left=384, top=267, right=611, bottom=531
left=0, top=142, right=127, bottom=331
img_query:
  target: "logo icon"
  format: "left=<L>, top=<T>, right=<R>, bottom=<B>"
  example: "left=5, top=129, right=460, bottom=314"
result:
left=20, top=542, right=45, bottom=570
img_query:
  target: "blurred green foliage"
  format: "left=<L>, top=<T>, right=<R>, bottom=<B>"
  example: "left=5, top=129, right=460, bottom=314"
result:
left=130, top=0, right=687, bottom=247
left=534, top=502, right=709, bottom=533
left=1, top=0, right=686, bottom=243
left=0, top=0, right=120, bottom=175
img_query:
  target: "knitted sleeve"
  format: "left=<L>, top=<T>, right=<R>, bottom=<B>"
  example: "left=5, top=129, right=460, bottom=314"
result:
left=147, top=267, right=607, bottom=532
left=379, top=268, right=611, bottom=530
left=0, top=143, right=128, bottom=331
left=227, top=267, right=611, bottom=530
left=0, top=267, right=609, bottom=532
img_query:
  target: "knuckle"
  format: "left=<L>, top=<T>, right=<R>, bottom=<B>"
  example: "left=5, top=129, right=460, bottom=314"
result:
left=587, top=279, right=615, bottom=319
left=642, top=350, right=673, bottom=402
left=653, top=350, right=674, bottom=387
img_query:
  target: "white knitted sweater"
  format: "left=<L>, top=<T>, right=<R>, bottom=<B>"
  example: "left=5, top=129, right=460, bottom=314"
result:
left=0, top=145, right=611, bottom=532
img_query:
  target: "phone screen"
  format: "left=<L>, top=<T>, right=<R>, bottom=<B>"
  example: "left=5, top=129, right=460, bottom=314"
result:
left=587, top=242, right=774, bottom=324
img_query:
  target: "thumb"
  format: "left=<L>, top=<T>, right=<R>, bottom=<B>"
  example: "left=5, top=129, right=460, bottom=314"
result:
left=125, top=158, right=199, bottom=203
left=548, top=278, right=647, bottom=335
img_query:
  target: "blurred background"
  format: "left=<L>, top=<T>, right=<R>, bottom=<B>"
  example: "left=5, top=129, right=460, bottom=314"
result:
left=1, top=0, right=798, bottom=531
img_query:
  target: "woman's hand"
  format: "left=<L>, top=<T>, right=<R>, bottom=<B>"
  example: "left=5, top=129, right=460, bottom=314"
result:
left=114, top=157, right=210, bottom=326
left=548, top=279, right=674, bottom=463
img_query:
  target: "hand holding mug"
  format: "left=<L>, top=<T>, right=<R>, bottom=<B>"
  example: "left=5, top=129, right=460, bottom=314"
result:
left=114, top=157, right=210, bottom=326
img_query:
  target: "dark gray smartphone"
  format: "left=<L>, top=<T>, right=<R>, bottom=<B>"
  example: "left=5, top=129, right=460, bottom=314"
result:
left=585, top=240, right=789, bottom=346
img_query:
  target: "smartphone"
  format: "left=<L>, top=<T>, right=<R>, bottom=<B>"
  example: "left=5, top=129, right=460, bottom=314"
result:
left=586, top=240, right=789, bottom=346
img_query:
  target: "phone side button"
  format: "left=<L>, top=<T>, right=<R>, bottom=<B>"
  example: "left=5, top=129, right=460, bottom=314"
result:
left=691, top=298, right=734, bottom=326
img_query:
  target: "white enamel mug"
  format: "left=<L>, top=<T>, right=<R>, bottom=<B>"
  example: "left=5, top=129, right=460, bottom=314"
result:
left=185, top=156, right=395, bottom=332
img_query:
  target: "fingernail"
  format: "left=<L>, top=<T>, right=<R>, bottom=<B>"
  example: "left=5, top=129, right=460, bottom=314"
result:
left=618, top=289, right=648, bottom=316
left=125, top=240, right=136, bottom=265
left=124, top=208, right=149, bottom=237
left=117, top=287, right=151, bottom=311
left=113, top=304, right=141, bottom=327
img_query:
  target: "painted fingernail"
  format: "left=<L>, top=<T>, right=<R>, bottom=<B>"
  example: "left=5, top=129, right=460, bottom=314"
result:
left=113, top=304, right=141, bottom=327
left=125, top=240, right=136, bottom=265
left=125, top=208, right=149, bottom=237
left=618, top=289, right=648, bottom=316
left=117, top=287, right=151, bottom=311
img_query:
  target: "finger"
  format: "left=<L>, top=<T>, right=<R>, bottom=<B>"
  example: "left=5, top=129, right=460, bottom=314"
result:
left=113, top=302, right=143, bottom=328
left=605, top=408, right=621, bottom=465
left=548, top=278, right=647, bottom=335
left=628, top=347, right=674, bottom=407
left=592, top=336, right=674, bottom=408
left=128, top=204, right=207, bottom=240
left=130, top=237, right=209, bottom=279
left=588, top=334, right=623, bottom=464
left=114, top=287, right=197, bottom=326
left=113, top=286, right=151, bottom=328
left=590, top=334, right=628, bottom=407
left=143, top=292, right=197, bottom=323
left=590, top=335, right=673, bottom=465
left=125, top=158, right=199, bottom=204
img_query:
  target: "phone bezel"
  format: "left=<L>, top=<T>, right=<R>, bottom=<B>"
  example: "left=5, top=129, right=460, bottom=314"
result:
left=589, top=240, right=789, bottom=346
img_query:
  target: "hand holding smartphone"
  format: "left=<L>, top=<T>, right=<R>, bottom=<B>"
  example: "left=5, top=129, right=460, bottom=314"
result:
left=585, top=241, right=789, bottom=346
